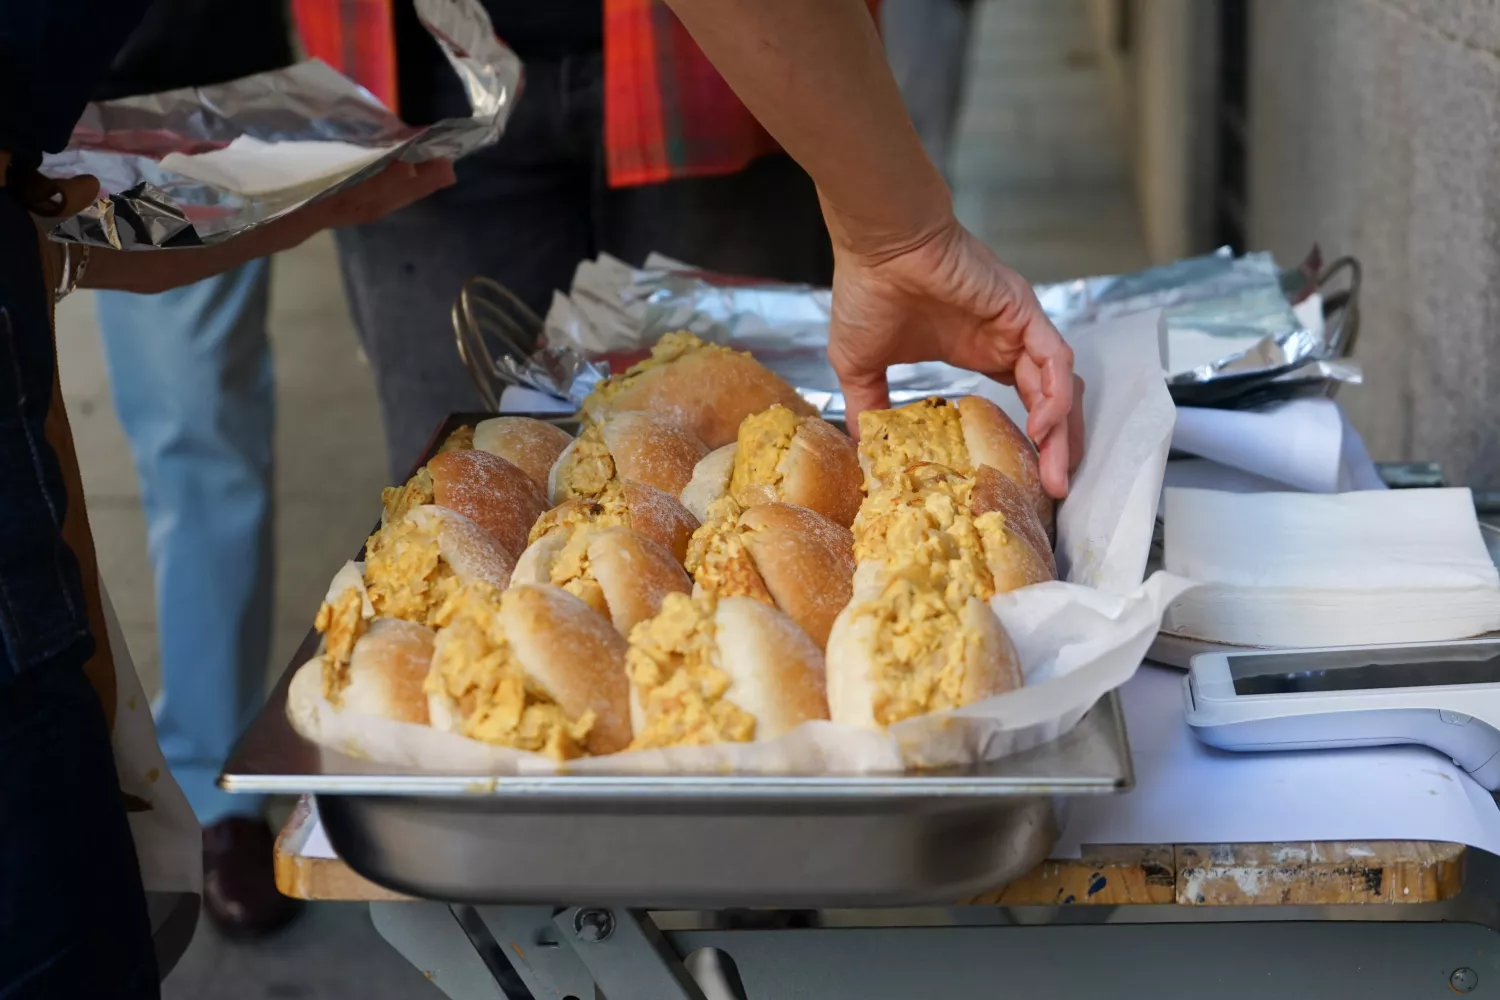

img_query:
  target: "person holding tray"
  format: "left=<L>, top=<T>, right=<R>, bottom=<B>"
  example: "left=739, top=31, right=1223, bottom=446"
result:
left=1, top=0, right=1076, bottom=995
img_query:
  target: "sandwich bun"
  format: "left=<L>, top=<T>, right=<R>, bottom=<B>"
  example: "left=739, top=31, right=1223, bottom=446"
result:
left=626, top=593, right=829, bottom=749
left=425, top=582, right=632, bottom=757
left=580, top=331, right=815, bottom=448
left=686, top=502, right=855, bottom=649
left=473, top=416, right=574, bottom=492
left=680, top=443, right=737, bottom=523
left=857, top=396, right=1054, bottom=542
left=549, top=410, right=707, bottom=505
left=688, top=406, right=862, bottom=527
left=955, top=396, right=1053, bottom=541
left=529, top=480, right=699, bottom=564
left=361, top=504, right=515, bottom=629
left=427, top=448, right=548, bottom=559
left=513, top=525, right=691, bottom=636
left=825, top=563, right=1021, bottom=729
left=288, top=617, right=438, bottom=744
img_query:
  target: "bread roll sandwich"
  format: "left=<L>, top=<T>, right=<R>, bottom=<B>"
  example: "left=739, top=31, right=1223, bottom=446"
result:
left=383, top=449, right=547, bottom=559
left=857, top=395, right=1054, bottom=541
left=473, top=416, right=574, bottom=491
left=854, top=463, right=1054, bottom=592
left=828, top=466, right=1027, bottom=729
left=345, top=505, right=515, bottom=636
left=626, top=593, right=829, bottom=749
left=685, top=501, right=855, bottom=649
left=680, top=404, right=862, bottom=527
left=287, top=618, right=437, bottom=745
left=549, top=410, right=706, bottom=505
left=513, top=525, right=691, bottom=635
left=580, top=331, right=816, bottom=448
left=311, top=560, right=374, bottom=680
left=424, top=581, right=633, bottom=759
left=528, top=479, right=699, bottom=565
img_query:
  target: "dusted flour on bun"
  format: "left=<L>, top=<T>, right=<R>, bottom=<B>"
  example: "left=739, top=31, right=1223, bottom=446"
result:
left=580, top=332, right=815, bottom=448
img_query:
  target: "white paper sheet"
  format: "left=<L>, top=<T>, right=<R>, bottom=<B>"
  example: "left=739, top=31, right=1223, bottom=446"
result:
left=160, top=136, right=397, bottom=197
left=1055, top=665, right=1500, bottom=857
left=1171, top=398, right=1383, bottom=494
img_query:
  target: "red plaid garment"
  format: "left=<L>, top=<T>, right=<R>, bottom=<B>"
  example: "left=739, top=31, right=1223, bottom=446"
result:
left=291, top=0, right=877, bottom=189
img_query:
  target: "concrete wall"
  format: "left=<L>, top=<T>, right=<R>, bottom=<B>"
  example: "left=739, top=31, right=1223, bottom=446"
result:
left=1247, top=0, right=1500, bottom=486
left=1086, top=0, right=1220, bottom=262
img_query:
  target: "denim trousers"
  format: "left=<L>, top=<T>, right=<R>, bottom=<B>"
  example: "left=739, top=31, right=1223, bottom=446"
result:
left=335, top=52, right=836, bottom=480
left=93, top=259, right=273, bottom=825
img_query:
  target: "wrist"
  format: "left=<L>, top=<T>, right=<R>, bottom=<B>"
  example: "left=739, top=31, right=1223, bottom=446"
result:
left=818, top=169, right=956, bottom=264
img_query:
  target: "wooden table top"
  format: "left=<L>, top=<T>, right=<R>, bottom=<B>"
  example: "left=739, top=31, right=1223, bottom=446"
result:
left=274, top=796, right=1466, bottom=907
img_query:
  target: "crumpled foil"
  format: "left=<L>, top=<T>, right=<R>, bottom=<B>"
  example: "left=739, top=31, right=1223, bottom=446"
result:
left=521, top=248, right=1353, bottom=414
left=40, top=0, right=520, bottom=250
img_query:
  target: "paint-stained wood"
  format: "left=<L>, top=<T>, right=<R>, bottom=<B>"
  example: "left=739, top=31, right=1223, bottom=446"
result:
left=1174, top=841, right=1465, bottom=906
left=966, top=846, right=1176, bottom=906
left=272, top=795, right=1467, bottom=907
left=274, top=797, right=411, bottom=903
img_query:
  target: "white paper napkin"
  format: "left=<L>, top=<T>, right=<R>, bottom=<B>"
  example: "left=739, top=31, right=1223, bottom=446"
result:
left=1162, top=487, right=1500, bottom=646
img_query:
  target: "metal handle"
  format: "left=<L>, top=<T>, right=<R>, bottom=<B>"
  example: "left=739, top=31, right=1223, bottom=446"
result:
left=452, top=275, right=606, bottom=409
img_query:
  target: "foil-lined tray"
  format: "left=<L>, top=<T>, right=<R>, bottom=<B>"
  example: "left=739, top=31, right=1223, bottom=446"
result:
left=41, top=0, right=520, bottom=251
left=456, top=248, right=1362, bottom=415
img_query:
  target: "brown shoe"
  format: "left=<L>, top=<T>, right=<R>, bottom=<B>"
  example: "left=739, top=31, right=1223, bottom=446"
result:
left=202, top=816, right=302, bottom=939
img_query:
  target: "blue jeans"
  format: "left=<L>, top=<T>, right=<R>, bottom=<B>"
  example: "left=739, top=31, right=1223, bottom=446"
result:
left=94, top=260, right=273, bottom=825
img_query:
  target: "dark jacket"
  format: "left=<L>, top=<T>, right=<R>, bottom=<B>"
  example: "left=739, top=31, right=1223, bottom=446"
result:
left=95, top=0, right=294, bottom=101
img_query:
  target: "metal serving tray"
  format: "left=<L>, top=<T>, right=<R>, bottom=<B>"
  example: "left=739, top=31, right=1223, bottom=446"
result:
left=221, top=413, right=1135, bottom=907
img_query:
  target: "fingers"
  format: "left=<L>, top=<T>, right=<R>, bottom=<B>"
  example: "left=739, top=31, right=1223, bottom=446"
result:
left=1037, top=419, right=1071, bottom=499
left=836, top=369, right=890, bottom=441
left=1068, top=374, right=1086, bottom=473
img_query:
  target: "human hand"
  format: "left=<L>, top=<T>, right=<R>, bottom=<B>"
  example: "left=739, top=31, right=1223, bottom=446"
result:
left=826, top=216, right=1082, bottom=498
left=74, top=158, right=456, bottom=296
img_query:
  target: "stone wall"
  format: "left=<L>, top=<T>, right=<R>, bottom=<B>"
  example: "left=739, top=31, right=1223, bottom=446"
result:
left=1247, top=0, right=1500, bottom=485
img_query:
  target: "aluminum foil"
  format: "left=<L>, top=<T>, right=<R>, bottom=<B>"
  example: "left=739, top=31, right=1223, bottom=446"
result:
left=529, top=248, right=1349, bottom=414
left=40, top=0, right=520, bottom=251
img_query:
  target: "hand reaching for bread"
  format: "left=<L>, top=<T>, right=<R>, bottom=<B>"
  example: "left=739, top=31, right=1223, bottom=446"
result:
left=825, top=217, right=1083, bottom=500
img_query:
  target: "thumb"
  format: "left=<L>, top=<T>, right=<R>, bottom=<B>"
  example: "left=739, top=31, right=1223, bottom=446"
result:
left=837, top=367, right=890, bottom=441
left=17, top=173, right=99, bottom=219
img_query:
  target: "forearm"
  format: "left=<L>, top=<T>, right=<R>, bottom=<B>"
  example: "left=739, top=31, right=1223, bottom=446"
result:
left=661, top=0, right=951, bottom=258
left=81, top=215, right=316, bottom=294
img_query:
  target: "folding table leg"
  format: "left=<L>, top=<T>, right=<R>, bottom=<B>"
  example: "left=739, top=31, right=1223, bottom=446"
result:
left=368, top=901, right=512, bottom=1000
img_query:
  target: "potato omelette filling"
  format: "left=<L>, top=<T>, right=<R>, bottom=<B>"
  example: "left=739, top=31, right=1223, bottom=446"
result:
left=683, top=498, right=772, bottom=605
left=527, top=481, right=632, bottom=545
left=727, top=403, right=800, bottom=503
left=627, top=594, right=757, bottom=749
left=425, top=582, right=595, bottom=759
left=437, top=425, right=475, bottom=454
left=557, top=422, right=617, bottom=499
left=584, top=331, right=718, bottom=410
left=362, top=517, right=460, bottom=627
left=857, top=397, right=972, bottom=485
left=547, top=528, right=609, bottom=617
left=381, top=466, right=435, bottom=527
left=850, top=463, right=1004, bottom=726
left=314, top=587, right=368, bottom=703
left=853, top=464, right=1008, bottom=577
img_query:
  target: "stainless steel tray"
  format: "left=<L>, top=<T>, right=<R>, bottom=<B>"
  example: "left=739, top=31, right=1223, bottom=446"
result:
left=221, top=413, right=1135, bottom=907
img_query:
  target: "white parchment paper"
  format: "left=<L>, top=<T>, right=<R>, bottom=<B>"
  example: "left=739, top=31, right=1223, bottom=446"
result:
left=292, top=309, right=1191, bottom=773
